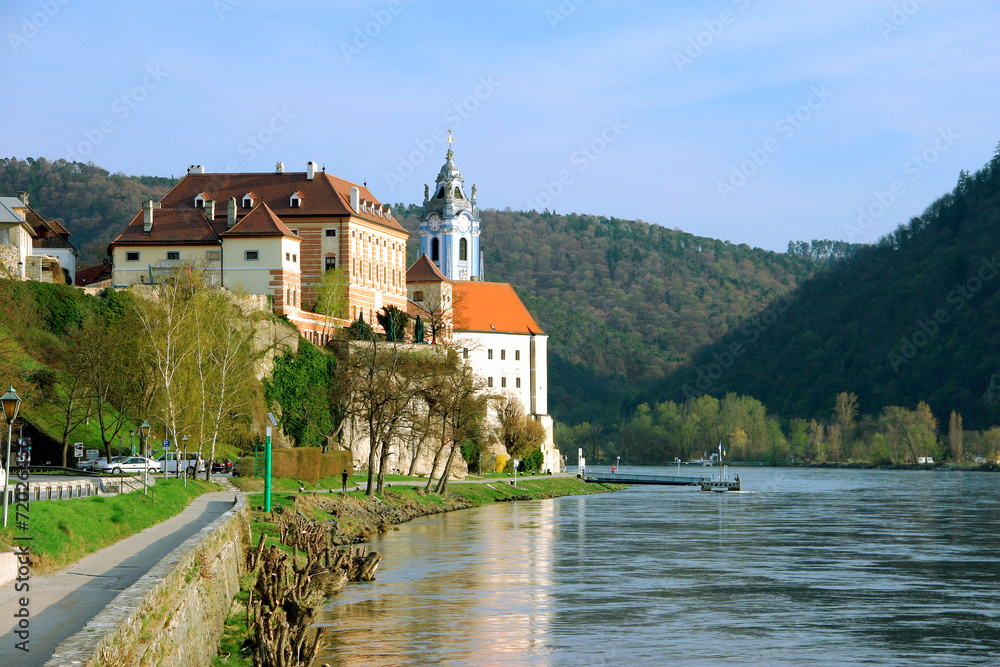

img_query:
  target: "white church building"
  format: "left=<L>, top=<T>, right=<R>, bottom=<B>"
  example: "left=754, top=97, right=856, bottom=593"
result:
left=407, top=141, right=560, bottom=474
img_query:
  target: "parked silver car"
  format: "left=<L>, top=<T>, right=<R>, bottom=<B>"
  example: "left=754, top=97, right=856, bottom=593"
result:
left=96, top=456, right=162, bottom=474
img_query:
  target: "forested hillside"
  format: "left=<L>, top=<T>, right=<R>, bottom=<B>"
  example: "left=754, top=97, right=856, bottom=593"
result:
left=0, top=157, right=177, bottom=263
left=2, top=156, right=833, bottom=428
left=650, top=147, right=1000, bottom=429
left=391, top=206, right=828, bottom=424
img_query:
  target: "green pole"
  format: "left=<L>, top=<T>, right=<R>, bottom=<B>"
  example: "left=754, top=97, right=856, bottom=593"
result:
left=264, top=425, right=272, bottom=512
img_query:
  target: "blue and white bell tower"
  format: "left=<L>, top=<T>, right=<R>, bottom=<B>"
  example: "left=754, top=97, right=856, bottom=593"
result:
left=419, top=133, right=482, bottom=281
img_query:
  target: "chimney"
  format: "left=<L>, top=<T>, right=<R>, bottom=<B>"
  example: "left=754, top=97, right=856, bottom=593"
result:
left=227, top=197, right=237, bottom=228
left=276, top=161, right=285, bottom=174
left=187, top=164, right=205, bottom=174
left=205, top=199, right=216, bottom=219
left=350, top=186, right=359, bottom=213
left=17, top=191, right=28, bottom=206
left=306, top=161, right=318, bottom=180
left=142, top=200, right=161, bottom=233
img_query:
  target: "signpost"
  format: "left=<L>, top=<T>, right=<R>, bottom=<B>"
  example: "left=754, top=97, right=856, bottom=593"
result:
left=74, top=442, right=84, bottom=459
left=513, top=458, right=520, bottom=488
left=86, top=449, right=99, bottom=461
left=265, top=413, right=277, bottom=512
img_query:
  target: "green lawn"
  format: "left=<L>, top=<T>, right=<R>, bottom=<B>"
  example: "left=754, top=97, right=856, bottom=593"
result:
left=0, top=478, right=217, bottom=573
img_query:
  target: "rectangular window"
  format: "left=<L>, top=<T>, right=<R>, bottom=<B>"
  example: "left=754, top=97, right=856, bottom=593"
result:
left=488, top=349, right=493, bottom=360
left=290, top=229, right=298, bottom=236
left=487, top=377, right=493, bottom=388
left=501, top=377, right=507, bottom=388
left=166, top=251, right=180, bottom=260
left=501, top=350, right=506, bottom=360
left=463, top=348, right=469, bottom=359
left=515, top=350, right=521, bottom=361
left=516, top=378, right=521, bottom=388
left=245, top=250, right=259, bottom=261
left=286, top=252, right=291, bottom=261
left=325, top=257, right=336, bottom=272
left=206, top=250, right=221, bottom=261
left=126, top=251, right=140, bottom=261
left=325, top=229, right=337, bottom=237
left=292, top=253, right=297, bottom=263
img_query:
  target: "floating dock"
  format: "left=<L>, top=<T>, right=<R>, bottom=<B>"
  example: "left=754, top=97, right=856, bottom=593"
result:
left=583, top=473, right=741, bottom=491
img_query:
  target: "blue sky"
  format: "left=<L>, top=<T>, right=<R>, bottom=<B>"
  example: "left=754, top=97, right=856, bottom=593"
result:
left=3, top=0, right=998, bottom=251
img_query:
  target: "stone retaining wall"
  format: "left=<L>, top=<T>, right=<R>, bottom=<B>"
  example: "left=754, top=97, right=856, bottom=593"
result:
left=45, top=494, right=250, bottom=667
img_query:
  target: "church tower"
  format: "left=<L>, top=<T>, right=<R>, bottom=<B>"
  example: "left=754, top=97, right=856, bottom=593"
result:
left=419, top=133, right=482, bottom=281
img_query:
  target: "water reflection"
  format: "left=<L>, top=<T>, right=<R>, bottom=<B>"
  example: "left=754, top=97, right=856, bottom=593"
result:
left=318, top=469, right=1000, bottom=666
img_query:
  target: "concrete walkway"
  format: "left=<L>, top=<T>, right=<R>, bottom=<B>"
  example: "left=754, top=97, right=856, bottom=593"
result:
left=0, top=490, right=237, bottom=667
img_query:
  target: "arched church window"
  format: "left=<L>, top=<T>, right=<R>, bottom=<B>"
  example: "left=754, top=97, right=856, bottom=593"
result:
left=459, top=237, right=468, bottom=261
left=436, top=187, right=445, bottom=199
left=431, top=237, right=440, bottom=262
left=453, top=186, right=463, bottom=199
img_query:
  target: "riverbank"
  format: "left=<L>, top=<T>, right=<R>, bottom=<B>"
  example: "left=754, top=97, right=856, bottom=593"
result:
left=214, top=475, right=621, bottom=665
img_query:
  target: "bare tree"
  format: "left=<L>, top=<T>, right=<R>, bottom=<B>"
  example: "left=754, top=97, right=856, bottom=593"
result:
left=492, top=392, right=546, bottom=462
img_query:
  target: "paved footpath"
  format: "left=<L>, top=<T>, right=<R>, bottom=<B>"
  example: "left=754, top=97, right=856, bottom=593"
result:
left=0, top=490, right=237, bottom=667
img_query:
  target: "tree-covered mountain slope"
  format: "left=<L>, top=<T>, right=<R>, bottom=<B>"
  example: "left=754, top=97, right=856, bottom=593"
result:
left=0, top=157, right=177, bottom=263
left=391, top=206, right=827, bottom=424
left=649, top=147, right=1000, bottom=429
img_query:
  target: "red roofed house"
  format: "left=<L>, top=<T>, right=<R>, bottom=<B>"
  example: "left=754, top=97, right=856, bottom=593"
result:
left=110, top=161, right=409, bottom=342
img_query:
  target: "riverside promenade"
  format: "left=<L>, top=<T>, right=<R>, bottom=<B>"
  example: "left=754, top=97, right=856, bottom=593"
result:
left=0, top=490, right=236, bottom=667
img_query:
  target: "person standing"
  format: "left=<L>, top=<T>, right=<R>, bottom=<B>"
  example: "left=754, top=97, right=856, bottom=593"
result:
left=341, top=469, right=349, bottom=492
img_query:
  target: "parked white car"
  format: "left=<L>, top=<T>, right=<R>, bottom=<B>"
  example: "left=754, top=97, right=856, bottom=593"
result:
left=96, top=456, right=162, bottom=474
left=156, top=452, right=206, bottom=475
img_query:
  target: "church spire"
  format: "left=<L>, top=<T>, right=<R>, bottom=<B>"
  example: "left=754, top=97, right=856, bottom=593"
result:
left=419, top=132, right=482, bottom=281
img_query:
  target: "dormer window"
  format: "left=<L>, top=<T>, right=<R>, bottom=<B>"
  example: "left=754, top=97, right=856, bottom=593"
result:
left=194, top=193, right=207, bottom=208
left=290, top=192, right=302, bottom=208
left=436, top=187, right=445, bottom=199
left=242, top=193, right=255, bottom=208
left=454, top=186, right=463, bottom=199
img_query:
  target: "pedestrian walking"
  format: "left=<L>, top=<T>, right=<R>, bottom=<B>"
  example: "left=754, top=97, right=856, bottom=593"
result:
left=342, top=469, right=349, bottom=491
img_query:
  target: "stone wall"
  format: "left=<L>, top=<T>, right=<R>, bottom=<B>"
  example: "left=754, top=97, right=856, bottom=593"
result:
left=45, top=495, right=250, bottom=667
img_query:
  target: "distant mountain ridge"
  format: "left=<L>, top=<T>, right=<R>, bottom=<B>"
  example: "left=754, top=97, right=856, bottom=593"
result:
left=648, top=146, right=1000, bottom=429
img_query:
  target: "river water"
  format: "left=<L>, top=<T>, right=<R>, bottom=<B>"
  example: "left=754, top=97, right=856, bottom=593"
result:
left=317, top=467, right=1000, bottom=666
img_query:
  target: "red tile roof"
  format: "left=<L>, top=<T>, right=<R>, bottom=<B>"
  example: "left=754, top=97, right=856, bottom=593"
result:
left=158, top=170, right=407, bottom=234
left=406, top=254, right=451, bottom=284
left=453, top=281, right=544, bottom=334
left=222, top=202, right=298, bottom=238
left=112, top=208, right=223, bottom=245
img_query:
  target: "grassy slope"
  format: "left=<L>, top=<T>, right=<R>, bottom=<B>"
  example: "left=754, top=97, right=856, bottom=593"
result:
left=0, top=478, right=217, bottom=573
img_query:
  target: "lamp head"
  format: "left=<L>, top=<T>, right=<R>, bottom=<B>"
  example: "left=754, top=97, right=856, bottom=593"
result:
left=139, top=420, right=151, bottom=439
left=1, top=387, right=21, bottom=424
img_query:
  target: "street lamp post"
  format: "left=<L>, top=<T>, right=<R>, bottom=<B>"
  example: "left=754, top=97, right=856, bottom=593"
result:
left=616, top=455, right=620, bottom=474
left=2, top=387, right=22, bottom=528
left=139, top=420, right=151, bottom=497
left=181, top=435, right=189, bottom=487
left=129, top=430, right=135, bottom=455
